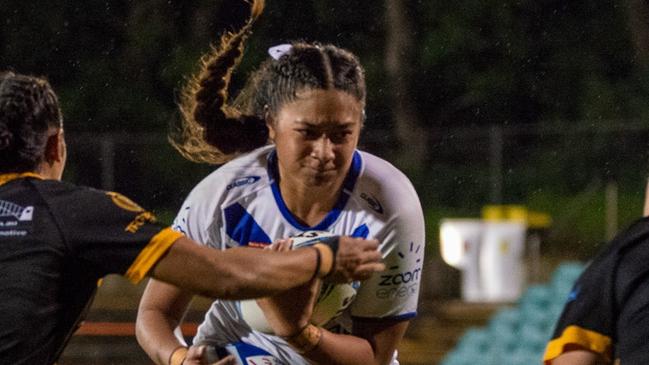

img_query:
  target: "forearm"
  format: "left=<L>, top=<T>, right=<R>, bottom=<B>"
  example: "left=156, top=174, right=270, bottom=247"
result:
left=296, top=320, right=409, bottom=365
left=211, top=246, right=321, bottom=298
left=136, top=307, right=187, bottom=365
left=551, top=350, right=608, bottom=365
left=151, top=237, right=319, bottom=300
left=304, top=330, right=377, bottom=365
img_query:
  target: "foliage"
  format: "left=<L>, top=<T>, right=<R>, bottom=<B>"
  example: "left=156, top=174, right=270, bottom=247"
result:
left=2, top=0, right=648, bottom=255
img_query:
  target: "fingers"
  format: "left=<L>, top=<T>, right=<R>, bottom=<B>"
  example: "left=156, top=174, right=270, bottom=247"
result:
left=212, top=355, right=236, bottom=365
left=360, top=249, right=382, bottom=264
left=266, top=238, right=293, bottom=251
left=184, top=345, right=207, bottom=365
left=357, top=238, right=380, bottom=251
left=352, top=262, right=386, bottom=280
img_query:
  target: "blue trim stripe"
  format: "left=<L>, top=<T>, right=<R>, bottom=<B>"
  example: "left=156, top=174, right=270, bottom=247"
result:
left=352, top=312, right=417, bottom=323
left=224, top=203, right=271, bottom=246
left=228, top=341, right=274, bottom=358
left=267, top=150, right=363, bottom=231
left=351, top=224, right=370, bottom=238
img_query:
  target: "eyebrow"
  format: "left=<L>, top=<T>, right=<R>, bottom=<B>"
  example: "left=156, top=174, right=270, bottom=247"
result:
left=293, top=121, right=356, bottom=129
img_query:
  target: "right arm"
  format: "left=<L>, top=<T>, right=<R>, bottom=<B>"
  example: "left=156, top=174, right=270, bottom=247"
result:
left=551, top=350, right=608, bottom=365
left=149, top=236, right=383, bottom=300
left=136, top=279, right=193, bottom=365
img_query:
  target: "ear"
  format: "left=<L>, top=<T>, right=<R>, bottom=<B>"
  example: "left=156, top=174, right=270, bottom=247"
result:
left=265, top=114, right=276, bottom=141
left=44, top=129, right=64, bottom=164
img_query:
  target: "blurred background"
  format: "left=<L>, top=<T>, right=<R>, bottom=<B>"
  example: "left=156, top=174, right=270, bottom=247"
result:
left=2, top=0, right=649, bottom=364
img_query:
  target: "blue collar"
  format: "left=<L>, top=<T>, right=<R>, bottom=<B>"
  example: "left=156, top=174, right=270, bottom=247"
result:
left=266, top=149, right=362, bottom=231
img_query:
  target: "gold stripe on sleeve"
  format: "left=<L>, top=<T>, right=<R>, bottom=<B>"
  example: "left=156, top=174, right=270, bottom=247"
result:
left=543, top=325, right=612, bottom=364
left=124, top=227, right=184, bottom=284
left=0, top=172, right=44, bottom=186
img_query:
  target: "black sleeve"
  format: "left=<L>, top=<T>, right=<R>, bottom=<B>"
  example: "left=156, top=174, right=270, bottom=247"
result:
left=543, top=246, right=617, bottom=363
left=613, top=231, right=649, bottom=364
left=46, top=185, right=182, bottom=283
left=543, top=218, right=649, bottom=364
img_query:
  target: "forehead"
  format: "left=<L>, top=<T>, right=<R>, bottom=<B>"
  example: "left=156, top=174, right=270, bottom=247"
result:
left=275, top=89, right=363, bottom=126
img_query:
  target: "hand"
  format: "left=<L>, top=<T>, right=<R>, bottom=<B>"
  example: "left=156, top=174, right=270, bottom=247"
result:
left=265, top=238, right=292, bottom=252
left=256, top=279, right=321, bottom=337
left=328, top=236, right=384, bottom=283
left=182, top=345, right=236, bottom=365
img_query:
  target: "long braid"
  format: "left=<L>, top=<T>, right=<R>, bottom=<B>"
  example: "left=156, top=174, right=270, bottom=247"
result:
left=172, top=0, right=267, bottom=164
left=171, top=0, right=366, bottom=165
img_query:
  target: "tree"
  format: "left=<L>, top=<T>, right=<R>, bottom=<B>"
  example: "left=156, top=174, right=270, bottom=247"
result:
left=384, top=0, right=428, bottom=172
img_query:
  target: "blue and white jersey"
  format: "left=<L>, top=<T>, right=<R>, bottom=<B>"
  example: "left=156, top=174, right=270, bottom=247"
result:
left=173, top=145, right=425, bottom=365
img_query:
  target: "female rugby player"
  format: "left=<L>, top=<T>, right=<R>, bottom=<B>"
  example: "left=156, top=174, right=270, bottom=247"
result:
left=136, top=0, right=425, bottom=364
left=0, top=71, right=383, bottom=365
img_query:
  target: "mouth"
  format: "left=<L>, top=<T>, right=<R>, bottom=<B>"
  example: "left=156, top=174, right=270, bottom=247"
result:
left=309, top=166, right=336, bottom=174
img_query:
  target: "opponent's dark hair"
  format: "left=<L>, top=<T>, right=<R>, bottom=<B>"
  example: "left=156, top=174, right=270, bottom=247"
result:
left=171, top=0, right=366, bottom=164
left=0, top=72, right=63, bottom=173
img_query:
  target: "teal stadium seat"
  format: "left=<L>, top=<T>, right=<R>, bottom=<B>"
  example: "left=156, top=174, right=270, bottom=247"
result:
left=440, top=262, right=584, bottom=365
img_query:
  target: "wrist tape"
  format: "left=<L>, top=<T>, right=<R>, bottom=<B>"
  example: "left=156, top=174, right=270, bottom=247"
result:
left=283, top=324, right=323, bottom=354
left=312, top=235, right=338, bottom=278
left=169, top=346, right=188, bottom=365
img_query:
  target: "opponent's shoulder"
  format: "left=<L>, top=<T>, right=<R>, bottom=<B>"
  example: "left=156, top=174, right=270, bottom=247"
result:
left=354, top=150, right=421, bottom=214
left=34, top=179, right=117, bottom=204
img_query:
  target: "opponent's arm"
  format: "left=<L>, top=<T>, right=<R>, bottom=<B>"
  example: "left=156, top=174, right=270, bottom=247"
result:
left=150, top=236, right=383, bottom=300
left=551, top=350, right=608, bottom=365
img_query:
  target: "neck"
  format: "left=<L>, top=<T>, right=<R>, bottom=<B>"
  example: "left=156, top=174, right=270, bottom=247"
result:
left=279, top=174, right=344, bottom=227
left=35, top=161, right=62, bottom=180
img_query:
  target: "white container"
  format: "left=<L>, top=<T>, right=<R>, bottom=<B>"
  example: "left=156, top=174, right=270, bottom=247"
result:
left=440, top=219, right=484, bottom=302
left=479, top=221, right=527, bottom=302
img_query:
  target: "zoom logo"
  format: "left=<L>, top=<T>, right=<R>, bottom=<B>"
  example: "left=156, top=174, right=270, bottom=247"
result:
left=375, top=242, right=423, bottom=300
left=379, top=267, right=422, bottom=286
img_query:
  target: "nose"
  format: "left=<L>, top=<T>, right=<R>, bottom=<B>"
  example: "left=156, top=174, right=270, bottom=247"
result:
left=311, top=135, right=335, bottom=163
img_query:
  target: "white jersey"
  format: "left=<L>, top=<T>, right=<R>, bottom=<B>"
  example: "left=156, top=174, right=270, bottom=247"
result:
left=173, top=145, right=425, bottom=365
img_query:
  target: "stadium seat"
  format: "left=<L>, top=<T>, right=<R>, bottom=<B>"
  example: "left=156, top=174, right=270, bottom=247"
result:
left=441, top=262, right=585, bottom=365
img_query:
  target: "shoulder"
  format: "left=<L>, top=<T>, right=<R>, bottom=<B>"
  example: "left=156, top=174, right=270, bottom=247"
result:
left=185, top=146, right=273, bottom=204
left=35, top=179, right=124, bottom=206
left=354, top=150, right=422, bottom=216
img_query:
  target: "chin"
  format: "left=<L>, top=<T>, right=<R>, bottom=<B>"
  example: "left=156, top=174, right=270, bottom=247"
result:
left=308, top=172, right=337, bottom=186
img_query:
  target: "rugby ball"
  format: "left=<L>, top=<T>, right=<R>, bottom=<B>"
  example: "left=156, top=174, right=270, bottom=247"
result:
left=239, top=231, right=359, bottom=334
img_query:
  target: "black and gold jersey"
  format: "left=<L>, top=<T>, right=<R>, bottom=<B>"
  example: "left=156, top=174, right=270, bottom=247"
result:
left=0, top=173, right=182, bottom=365
left=544, top=217, right=649, bottom=364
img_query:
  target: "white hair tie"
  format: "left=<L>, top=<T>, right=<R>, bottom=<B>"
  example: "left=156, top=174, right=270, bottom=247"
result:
left=268, top=44, right=292, bottom=60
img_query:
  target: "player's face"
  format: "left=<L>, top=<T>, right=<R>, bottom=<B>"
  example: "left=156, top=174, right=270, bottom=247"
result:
left=268, top=88, right=363, bottom=187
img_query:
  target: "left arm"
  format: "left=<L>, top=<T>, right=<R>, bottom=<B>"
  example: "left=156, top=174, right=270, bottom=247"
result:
left=302, top=319, right=409, bottom=365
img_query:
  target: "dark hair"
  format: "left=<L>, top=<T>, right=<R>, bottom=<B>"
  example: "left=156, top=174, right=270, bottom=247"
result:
left=171, top=0, right=366, bottom=164
left=0, top=72, right=63, bottom=173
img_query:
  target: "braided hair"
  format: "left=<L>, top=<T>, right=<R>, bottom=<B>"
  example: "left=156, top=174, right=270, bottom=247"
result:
left=0, top=72, right=63, bottom=173
left=171, top=0, right=366, bottom=164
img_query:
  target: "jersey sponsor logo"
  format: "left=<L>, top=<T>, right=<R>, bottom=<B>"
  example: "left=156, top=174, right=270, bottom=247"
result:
left=106, top=192, right=144, bottom=213
left=0, top=200, right=33, bottom=221
left=226, top=176, right=261, bottom=191
left=0, top=200, right=33, bottom=236
left=360, top=192, right=383, bottom=214
left=375, top=242, right=422, bottom=300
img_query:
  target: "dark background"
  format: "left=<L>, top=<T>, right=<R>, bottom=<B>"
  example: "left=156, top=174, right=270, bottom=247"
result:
left=2, top=0, right=649, bottom=257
